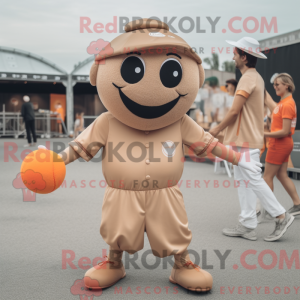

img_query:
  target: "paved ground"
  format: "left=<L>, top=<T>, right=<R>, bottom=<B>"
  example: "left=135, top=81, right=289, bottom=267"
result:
left=1, top=138, right=300, bottom=300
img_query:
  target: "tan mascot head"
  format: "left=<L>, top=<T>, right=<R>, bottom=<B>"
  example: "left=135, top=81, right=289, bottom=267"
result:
left=90, top=18, right=205, bottom=131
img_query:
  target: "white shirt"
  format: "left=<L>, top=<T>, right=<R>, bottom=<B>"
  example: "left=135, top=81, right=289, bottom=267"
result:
left=225, top=94, right=234, bottom=108
left=212, top=92, right=225, bottom=109
left=194, top=90, right=201, bottom=103
left=200, top=88, right=209, bottom=101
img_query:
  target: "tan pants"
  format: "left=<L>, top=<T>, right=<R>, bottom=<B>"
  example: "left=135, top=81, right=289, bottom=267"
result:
left=100, top=185, right=192, bottom=258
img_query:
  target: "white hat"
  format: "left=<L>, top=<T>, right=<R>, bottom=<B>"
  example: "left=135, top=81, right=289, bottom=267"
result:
left=226, top=37, right=267, bottom=59
left=270, top=73, right=279, bottom=84
left=23, top=95, right=30, bottom=102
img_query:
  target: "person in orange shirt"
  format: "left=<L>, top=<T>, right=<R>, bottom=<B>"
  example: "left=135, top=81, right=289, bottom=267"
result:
left=264, top=73, right=300, bottom=216
left=55, top=103, right=64, bottom=134
left=74, top=112, right=85, bottom=138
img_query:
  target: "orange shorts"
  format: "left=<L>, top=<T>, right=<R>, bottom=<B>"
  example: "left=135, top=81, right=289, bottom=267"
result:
left=265, top=137, right=293, bottom=165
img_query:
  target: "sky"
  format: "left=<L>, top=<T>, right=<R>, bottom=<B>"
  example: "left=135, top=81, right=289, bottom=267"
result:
left=0, top=0, right=299, bottom=73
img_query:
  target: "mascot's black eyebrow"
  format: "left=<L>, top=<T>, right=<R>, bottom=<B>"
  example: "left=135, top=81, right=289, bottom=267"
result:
left=166, top=53, right=181, bottom=59
left=126, top=51, right=141, bottom=55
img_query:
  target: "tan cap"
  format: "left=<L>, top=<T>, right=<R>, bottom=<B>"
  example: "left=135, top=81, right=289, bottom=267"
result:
left=95, top=18, right=202, bottom=65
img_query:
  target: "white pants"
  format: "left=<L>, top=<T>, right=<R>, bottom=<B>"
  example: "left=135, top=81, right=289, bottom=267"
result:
left=233, top=147, right=286, bottom=229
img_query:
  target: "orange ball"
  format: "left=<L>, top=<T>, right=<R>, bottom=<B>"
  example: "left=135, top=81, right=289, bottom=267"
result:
left=20, top=149, right=66, bottom=194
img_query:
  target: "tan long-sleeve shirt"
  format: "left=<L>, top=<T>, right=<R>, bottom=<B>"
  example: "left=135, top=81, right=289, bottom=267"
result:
left=69, top=112, right=218, bottom=190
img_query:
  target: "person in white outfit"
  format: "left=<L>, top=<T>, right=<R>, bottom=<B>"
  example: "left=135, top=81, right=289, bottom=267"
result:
left=224, top=79, right=237, bottom=115
left=209, top=37, right=294, bottom=242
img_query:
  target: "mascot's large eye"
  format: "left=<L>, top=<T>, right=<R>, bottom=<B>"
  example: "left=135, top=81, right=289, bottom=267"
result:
left=160, top=58, right=182, bottom=88
left=121, top=56, right=145, bottom=84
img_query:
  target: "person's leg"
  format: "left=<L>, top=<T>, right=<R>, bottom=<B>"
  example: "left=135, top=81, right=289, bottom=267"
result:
left=236, top=177, right=258, bottom=228
left=246, top=151, right=295, bottom=242
left=238, top=150, right=285, bottom=219
left=222, top=161, right=258, bottom=240
left=25, top=121, right=32, bottom=144
left=200, top=100, right=205, bottom=116
left=29, top=120, right=37, bottom=143
left=257, top=162, right=281, bottom=222
left=233, top=149, right=257, bottom=229
left=263, top=162, right=280, bottom=192
left=223, top=147, right=290, bottom=241
left=276, top=162, right=300, bottom=205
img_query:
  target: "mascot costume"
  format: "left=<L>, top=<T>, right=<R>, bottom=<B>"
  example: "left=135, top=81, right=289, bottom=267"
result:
left=21, top=18, right=262, bottom=292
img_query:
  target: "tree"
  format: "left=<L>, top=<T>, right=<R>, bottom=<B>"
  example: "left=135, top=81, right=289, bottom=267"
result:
left=222, top=61, right=235, bottom=73
left=203, top=53, right=219, bottom=70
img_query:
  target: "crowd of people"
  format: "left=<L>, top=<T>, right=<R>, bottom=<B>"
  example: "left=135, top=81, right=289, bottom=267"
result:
left=193, top=37, right=299, bottom=241
left=190, top=77, right=238, bottom=129
left=186, top=37, right=299, bottom=241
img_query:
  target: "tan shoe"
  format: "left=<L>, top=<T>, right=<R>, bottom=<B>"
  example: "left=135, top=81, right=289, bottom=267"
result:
left=84, top=251, right=126, bottom=289
left=169, top=251, right=213, bottom=292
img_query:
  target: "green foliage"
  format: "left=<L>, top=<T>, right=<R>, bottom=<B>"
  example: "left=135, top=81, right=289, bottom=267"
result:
left=203, top=53, right=219, bottom=70
left=222, top=61, right=235, bottom=73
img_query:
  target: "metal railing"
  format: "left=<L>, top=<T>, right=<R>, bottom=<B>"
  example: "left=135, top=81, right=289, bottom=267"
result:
left=82, top=115, right=97, bottom=127
left=0, top=106, right=68, bottom=138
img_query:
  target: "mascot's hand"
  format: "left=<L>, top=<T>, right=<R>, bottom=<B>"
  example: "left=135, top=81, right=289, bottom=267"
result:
left=38, top=145, right=47, bottom=150
left=237, top=149, right=262, bottom=173
left=38, top=145, right=59, bottom=155
left=38, top=145, right=65, bottom=160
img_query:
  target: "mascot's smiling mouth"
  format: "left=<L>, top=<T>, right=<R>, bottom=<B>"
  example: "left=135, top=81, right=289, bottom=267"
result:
left=113, top=83, right=187, bottom=119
